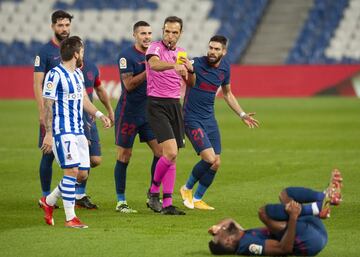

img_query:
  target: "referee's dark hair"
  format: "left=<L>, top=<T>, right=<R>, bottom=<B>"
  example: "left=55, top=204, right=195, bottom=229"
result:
left=60, top=36, right=83, bottom=61
left=209, top=35, right=228, bottom=49
left=164, top=16, right=183, bottom=31
left=51, top=10, right=73, bottom=24
left=133, top=21, right=150, bottom=32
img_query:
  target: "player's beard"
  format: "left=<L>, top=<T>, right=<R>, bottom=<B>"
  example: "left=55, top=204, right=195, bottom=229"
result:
left=207, top=54, right=222, bottom=65
left=76, top=57, right=83, bottom=68
left=54, top=32, right=69, bottom=42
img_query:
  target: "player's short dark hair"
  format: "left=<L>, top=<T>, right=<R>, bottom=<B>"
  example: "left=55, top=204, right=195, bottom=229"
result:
left=60, top=36, right=83, bottom=61
left=51, top=10, right=73, bottom=24
left=208, top=240, right=235, bottom=255
left=209, top=35, right=228, bottom=49
left=163, top=16, right=183, bottom=31
left=133, top=21, right=150, bottom=32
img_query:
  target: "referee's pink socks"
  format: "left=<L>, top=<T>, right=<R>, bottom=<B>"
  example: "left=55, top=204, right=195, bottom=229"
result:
left=162, top=163, right=176, bottom=208
left=150, top=156, right=172, bottom=193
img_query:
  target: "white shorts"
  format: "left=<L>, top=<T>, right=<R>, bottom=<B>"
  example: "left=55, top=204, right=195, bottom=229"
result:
left=52, top=134, right=90, bottom=170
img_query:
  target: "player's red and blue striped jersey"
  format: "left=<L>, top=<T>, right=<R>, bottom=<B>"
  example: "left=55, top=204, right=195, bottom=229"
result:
left=81, top=60, right=101, bottom=101
left=34, top=39, right=61, bottom=74
left=116, top=45, right=147, bottom=117
left=183, top=56, right=230, bottom=121
left=42, top=63, right=85, bottom=136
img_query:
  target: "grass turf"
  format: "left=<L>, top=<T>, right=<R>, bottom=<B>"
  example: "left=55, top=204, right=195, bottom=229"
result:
left=0, top=98, right=359, bottom=257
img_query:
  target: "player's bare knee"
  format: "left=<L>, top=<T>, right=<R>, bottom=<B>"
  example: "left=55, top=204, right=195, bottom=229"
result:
left=77, top=170, right=89, bottom=182
left=90, top=156, right=102, bottom=168
left=117, top=149, right=132, bottom=163
left=258, top=206, right=267, bottom=221
left=279, top=189, right=291, bottom=204
left=212, top=157, right=221, bottom=171
left=164, top=151, right=177, bottom=162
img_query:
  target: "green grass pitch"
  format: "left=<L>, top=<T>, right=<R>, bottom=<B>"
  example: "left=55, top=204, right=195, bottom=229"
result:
left=0, top=98, right=359, bottom=257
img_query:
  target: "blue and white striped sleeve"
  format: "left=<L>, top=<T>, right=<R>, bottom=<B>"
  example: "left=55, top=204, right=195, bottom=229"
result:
left=43, top=70, right=60, bottom=100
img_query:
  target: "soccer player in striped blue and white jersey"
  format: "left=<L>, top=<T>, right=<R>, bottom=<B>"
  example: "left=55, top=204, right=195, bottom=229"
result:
left=39, top=36, right=111, bottom=228
left=34, top=10, right=73, bottom=206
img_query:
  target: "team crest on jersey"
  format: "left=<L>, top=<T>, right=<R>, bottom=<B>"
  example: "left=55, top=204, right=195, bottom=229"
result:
left=76, top=83, right=82, bottom=92
left=119, top=58, right=127, bottom=69
left=34, top=56, right=40, bottom=67
left=66, top=154, right=72, bottom=160
left=249, top=244, right=263, bottom=255
left=46, top=82, right=54, bottom=90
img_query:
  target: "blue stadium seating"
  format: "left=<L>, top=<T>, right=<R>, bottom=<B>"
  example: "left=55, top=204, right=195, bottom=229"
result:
left=0, top=0, right=268, bottom=66
left=287, top=0, right=349, bottom=64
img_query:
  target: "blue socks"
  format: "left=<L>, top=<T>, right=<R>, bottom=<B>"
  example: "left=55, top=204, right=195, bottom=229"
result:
left=39, top=153, right=54, bottom=196
left=194, top=169, right=216, bottom=200
left=185, top=160, right=212, bottom=189
left=114, top=160, right=128, bottom=201
left=286, top=187, right=324, bottom=203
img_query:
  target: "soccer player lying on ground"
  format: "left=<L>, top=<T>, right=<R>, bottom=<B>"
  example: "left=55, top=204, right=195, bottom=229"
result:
left=208, top=169, right=342, bottom=256
left=39, top=36, right=111, bottom=228
left=179, top=35, right=259, bottom=210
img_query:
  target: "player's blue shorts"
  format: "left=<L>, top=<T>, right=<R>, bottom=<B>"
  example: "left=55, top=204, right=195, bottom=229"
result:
left=184, top=119, right=221, bottom=155
left=114, top=115, right=156, bottom=148
left=293, top=216, right=328, bottom=256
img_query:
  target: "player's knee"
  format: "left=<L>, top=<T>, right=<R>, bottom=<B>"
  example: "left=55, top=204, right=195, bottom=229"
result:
left=212, top=157, right=221, bottom=171
left=153, top=148, right=163, bottom=158
left=90, top=156, right=102, bottom=168
left=117, top=149, right=132, bottom=163
left=77, top=170, right=89, bottom=182
left=279, top=189, right=290, bottom=204
left=164, top=150, right=177, bottom=162
left=258, top=206, right=267, bottom=221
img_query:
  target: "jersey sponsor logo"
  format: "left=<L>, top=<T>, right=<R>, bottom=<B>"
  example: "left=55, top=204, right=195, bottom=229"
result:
left=34, top=56, right=40, bottom=67
left=249, top=244, right=263, bottom=255
left=119, top=58, right=127, bottom=69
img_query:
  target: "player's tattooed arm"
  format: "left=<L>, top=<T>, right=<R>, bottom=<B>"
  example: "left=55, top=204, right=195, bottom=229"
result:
left=121, top=71, right=146, bottom=92
left=43, top=98, right=54, bottom=133
left=41, top=98, right=54, bottom=154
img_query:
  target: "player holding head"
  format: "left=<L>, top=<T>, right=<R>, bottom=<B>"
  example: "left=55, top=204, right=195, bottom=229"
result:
left=114, top=21, right=162, bottom=213
left=75, top=59, right=114, bottom=209
left=34, top=10, right=73, bottom=204
left=180, top=35, right=259, bottom=210
left=146, top=16, right=188, bottom=215
left=39, top=36, right=111, bottom=228
left=208, top=169, right=343, bottom=256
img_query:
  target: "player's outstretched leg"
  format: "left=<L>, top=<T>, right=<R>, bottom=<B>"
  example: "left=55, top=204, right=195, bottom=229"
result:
left=193, top=169, right=216, bottom=210
left=180, top=160, right=212, bottom=209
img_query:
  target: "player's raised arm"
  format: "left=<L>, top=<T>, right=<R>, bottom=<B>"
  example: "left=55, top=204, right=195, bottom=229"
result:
left=221, top=84, right=259, bottom=128
left=83, top=89, right=111, bottom=128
